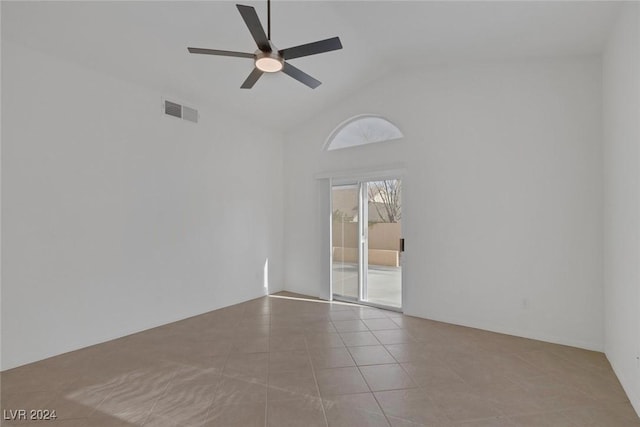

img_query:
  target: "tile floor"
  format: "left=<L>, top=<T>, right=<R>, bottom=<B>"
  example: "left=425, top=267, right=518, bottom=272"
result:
left=1, top=292, right=639, bottom=426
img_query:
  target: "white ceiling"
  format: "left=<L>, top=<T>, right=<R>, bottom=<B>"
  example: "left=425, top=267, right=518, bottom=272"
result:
left=1, top=1, right=621, bottom=130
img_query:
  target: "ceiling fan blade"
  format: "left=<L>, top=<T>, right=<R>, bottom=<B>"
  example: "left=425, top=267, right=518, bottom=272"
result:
left=236, top=5, right=271, bottom=52
left=188, top=47, right=254, bottom=58
left=282, top=62, right=321, bottom=89
left=241, top=68, right=264, bottom=89
left=279, top=37, right=342, bottom=60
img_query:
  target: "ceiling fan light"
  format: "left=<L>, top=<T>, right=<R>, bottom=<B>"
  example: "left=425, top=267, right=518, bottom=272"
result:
left=255, top=51, right=284, bottom=73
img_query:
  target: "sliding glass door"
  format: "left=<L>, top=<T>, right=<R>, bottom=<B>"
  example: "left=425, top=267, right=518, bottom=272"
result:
left=331, top=184, right=360, bottom=300
left=331, top=179, right=402, bottom=309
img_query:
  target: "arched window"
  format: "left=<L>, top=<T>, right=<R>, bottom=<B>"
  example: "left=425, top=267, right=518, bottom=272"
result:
left=325, top=115, right=403, bottom=151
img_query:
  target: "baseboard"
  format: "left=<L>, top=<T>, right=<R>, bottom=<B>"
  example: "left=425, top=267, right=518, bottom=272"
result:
left=1, top=290, right=269, bottom=372
left=403, top=310, right=604, bottom=352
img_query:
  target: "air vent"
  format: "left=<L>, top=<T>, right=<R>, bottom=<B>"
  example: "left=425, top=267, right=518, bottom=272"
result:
left=164, top=100, right=182, bottom=118
left=182, top=106, right=198, bottom=123
left=163, top=99, right=198, bottom=123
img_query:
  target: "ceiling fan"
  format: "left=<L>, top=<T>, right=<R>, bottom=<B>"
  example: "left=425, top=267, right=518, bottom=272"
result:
left=187, top=0, right=342, bottom=89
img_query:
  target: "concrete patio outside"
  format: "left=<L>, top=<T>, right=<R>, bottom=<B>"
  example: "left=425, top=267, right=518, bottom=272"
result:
left=332, top=262, right=402, bottom=308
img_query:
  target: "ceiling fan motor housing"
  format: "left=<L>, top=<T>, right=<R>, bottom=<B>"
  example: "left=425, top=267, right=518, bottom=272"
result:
left=255, top=46, right=284, bottom=73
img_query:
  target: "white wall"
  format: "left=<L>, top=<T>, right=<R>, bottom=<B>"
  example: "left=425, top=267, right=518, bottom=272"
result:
left=1, top=40, right=284, bottom=370
left=284, top=55, right=604, bottom=350
left=603, top=3, right=640, bottom=414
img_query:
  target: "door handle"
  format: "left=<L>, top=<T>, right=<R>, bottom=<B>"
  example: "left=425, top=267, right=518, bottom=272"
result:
left=399, top=238, right=405, bottom=252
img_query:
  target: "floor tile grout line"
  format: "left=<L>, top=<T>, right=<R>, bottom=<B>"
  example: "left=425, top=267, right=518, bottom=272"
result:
left=368, top=388, right=397, bottom=427
left=201, top=306, right=249, bottom=425
left=304, top=330, right=330, bottom=427
left=360, top=306, right=468, bottom=425
left=434, top=363, right=508, bottom=424
left=358, top=311, right=395, bottom=426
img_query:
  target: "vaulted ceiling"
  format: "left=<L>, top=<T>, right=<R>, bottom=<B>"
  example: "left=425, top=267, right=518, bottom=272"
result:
left=2, top=1, right=620, bottom=130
